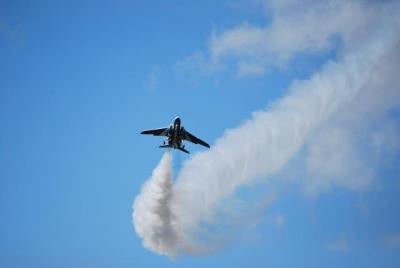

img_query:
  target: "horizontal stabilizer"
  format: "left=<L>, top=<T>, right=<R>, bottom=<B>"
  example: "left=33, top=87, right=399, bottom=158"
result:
left=178, top=146, right=190, bottom=154
left=159, top=145, right=171, bottom=148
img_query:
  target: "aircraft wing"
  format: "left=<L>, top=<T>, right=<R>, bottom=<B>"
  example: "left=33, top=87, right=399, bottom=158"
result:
left=183, top=130, right=210, bottom=148
left=141, top=127, right=168, bottom=136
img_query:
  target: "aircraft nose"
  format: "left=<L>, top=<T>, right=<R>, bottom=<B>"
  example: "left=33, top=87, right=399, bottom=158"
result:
left=174, top=117, right=181, bottom=124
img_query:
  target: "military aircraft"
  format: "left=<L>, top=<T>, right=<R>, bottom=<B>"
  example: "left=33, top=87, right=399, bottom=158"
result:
left=140, top=116, right=210, bottom=154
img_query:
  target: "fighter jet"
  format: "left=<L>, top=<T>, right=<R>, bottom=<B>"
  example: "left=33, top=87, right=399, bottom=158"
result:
left=140, top=116, right=210, bottom=154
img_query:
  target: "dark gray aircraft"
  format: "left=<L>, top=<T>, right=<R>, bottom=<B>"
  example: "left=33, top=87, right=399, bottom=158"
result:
left=140, top=116, right=210, bottom=154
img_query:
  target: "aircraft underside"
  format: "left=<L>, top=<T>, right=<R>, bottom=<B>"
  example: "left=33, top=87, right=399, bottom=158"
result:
left=141, top=117, right=210, bottom=154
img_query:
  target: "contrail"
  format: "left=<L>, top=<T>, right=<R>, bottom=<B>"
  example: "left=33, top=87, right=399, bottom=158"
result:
left=133, top=1, right=400, bottom=257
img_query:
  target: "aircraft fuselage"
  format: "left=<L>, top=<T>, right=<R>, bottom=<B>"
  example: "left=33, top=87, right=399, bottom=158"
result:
left=169, top=117, right=182, bottom=148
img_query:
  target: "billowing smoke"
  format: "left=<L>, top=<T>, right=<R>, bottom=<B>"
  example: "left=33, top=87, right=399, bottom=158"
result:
left=133, top=0, right=400, bottom=257
left=132, top=153, right=179, bottom=255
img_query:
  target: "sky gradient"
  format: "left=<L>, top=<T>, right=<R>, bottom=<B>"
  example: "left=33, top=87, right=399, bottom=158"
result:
left=1, top=1, right=399, bottom=267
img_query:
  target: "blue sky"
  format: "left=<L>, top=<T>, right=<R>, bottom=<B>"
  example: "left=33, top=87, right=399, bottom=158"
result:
left=1, top=1, right=400, bottom=267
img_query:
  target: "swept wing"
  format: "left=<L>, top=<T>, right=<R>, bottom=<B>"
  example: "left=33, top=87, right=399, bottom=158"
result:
left=141, top=128, right=168, bottom=136
left=183, top=130, right=210, bottom=148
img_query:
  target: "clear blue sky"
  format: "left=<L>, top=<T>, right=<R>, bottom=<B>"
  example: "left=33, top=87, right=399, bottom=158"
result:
left=1, top=1, right=399, bottom=267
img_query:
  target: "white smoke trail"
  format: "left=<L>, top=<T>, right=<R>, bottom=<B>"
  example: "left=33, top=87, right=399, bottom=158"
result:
left=133, top=1, right=400, bottom=257
left=132, top=152, right=179, bottom=256
left=169, top=38, right=391, bottom=256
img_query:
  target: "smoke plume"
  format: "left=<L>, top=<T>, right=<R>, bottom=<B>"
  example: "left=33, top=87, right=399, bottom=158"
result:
left=133, top=0, right=400, bottom=257
left=132, top=153, right=179, bottom=255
